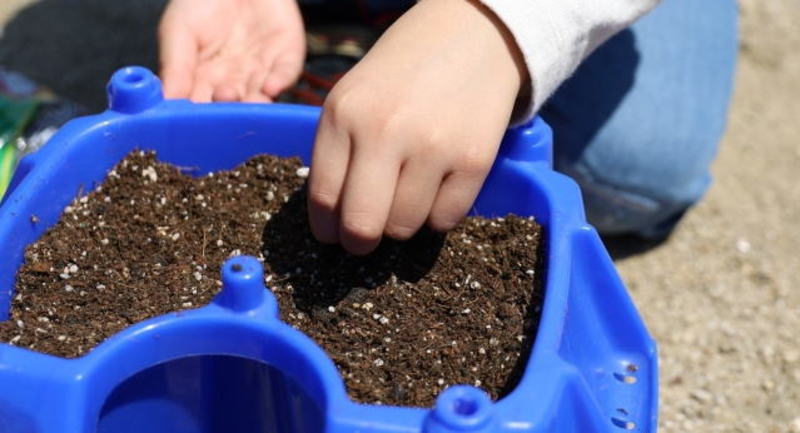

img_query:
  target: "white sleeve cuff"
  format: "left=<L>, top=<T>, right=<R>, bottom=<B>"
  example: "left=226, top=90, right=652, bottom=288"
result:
left=478, top=0, right=660, bottom=124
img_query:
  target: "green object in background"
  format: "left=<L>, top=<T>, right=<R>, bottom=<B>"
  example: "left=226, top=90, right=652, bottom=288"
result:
left=0, top=96, right=39, bottom=198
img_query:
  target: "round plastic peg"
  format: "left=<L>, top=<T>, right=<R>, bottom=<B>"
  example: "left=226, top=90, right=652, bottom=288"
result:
left=214, top=256, right=268, bottom=312
left=425, top=386, right=494, bottom=433
left=497, top=116, right=553, bottom=166
left=107, top=66, right=163, bottom=114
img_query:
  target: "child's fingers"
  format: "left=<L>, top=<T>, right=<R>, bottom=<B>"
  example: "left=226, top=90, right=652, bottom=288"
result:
left=308, top=116, right=351, bottom=244
left=212, top=57, right=255, bottom=102
left=263, top=53, right=304, bottom=97
left=244, top=69, right=272, bottom=103
left=427, top=170, right=487, bottom=232
left=384, top=160, right=443, bottom=240
left=190, top=77, right=214, bottom=103
left=212, top=84, right=241, bottom=102
left=337, top=145, right=402, bottom=255
left=158, top=21, right=198, bottom=99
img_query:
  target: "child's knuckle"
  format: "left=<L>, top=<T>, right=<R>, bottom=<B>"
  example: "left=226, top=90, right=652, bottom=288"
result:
left=341, top=215, right=382, bottom=241
left=308, top=189, right=338, bottom=212
left=385, top=220, right=417, bottom=240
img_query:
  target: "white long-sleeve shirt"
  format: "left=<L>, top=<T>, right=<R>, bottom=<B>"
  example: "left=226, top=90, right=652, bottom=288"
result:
left=478, top=0, right=661, bottom=122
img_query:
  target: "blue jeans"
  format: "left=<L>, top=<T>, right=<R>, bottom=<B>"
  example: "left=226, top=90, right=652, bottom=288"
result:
left=540, top=0, right=738, bottom=237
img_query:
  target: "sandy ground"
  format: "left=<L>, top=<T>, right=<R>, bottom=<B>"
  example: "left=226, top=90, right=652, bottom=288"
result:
left=0, top=1, right=798, bottom=432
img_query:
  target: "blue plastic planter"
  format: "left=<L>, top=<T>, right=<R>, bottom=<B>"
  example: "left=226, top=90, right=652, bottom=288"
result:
left=0, top=67, right=658, bottom=433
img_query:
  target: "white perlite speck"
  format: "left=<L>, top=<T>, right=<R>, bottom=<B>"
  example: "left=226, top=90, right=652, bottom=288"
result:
left=328, top=306, right=336, bottom=313
left=142, top=166, right=158, bottom=182
left=296, top=167, right=310, bottom=178
left=373, top=358, right=385, bottom=367
left=193, top=271, right=203, bottom=281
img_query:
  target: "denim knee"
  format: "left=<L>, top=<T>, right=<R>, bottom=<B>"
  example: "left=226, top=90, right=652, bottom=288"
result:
left=541, top=0, right=737, bottom=237
left=554, top=124, right=717, bottom=237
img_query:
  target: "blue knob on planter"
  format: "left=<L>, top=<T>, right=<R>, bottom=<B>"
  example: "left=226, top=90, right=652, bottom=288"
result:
left=425, top=385, right=494, bottom=433
left=107, top=66, right=163, bottom=114
left=214, top=255, right=269, bottom=312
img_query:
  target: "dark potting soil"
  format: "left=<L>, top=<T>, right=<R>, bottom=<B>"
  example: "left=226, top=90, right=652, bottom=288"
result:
left=0, top=151, right=544, bottom=407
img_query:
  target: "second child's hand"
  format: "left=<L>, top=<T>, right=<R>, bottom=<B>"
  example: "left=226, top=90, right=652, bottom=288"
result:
left=158, top=0, right=306, bottom=103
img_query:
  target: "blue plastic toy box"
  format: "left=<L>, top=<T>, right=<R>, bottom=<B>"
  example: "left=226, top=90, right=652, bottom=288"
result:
left=0, top=67, right=657, bottom=433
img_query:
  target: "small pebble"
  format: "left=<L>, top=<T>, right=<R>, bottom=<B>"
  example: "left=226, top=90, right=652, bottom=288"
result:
left=296, top=167, right=310, bottom=178
left=736, top=238, right=751, bottom=253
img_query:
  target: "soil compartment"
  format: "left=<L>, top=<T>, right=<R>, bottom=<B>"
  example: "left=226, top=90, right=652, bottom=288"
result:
left=0, top=151, right=544, bottom=407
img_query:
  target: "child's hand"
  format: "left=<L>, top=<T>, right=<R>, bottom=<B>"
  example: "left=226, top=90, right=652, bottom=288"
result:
left=158, top=0, right=305, bottom=103
left=308, top=0, right=527, bottom=255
